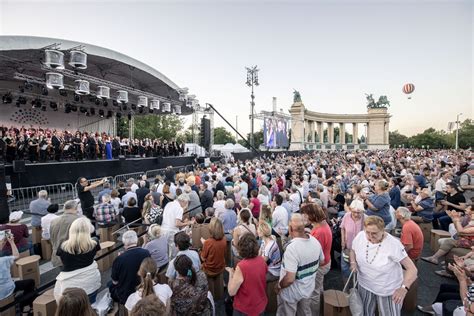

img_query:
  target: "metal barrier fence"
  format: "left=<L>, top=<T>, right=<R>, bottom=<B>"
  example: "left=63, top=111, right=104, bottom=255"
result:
left=8, top=183, right=76, bottom=212
left=113, top=171, right=146, bottom=186
left=145, top=165, right=195, bottom=180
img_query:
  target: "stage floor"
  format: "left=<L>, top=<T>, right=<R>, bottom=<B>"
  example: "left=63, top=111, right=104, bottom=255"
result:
left=5, top=155, right=196, bottom=188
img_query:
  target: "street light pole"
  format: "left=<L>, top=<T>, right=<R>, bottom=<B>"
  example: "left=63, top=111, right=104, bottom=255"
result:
left=455, top=113, right=462, bottom=150
left=246, top=66, right=259, bottom=148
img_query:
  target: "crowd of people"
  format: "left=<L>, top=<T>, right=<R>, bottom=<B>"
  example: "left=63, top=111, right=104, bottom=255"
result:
left=0, top=125, right=186, bottom=163
left=1, top=148, right=473, bottom=316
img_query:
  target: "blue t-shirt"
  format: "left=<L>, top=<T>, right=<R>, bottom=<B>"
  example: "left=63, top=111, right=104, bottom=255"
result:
left=0, top=256, right=15, bottom=299
left=417, top=197, right=434, bottom=222
left=366, top=193, right=392, bottom=225
left=389, top=186, right=401, bottom=210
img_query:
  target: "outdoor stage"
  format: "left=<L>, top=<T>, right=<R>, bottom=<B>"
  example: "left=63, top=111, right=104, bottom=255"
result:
left=5, top=155, right=196, bottom=188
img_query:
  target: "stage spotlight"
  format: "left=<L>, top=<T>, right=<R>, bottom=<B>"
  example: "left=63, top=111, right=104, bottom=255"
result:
left=122, top=104, right=128, bottom=111
left=2, top=93, right=13, bottom=104
left=71, top=105, right=78, bottom=112
left=131, top=104, right=137, bottom=111
left=106, top=111, right=112, bottom=118
left=99, top=109, right=104, bottom=117
left=33, top=99, right=42, bottom=108
left=41, top=86, right=49, bottom=96
left=19, top=97, right=27, bottom=105
left=103, top=100, right=108, bottom=107
left=79, top=106, right=87, bottom=114
left=112, top=100, right=118, bottom=107
left=65, top=103, right=72, bottom=113
left=148, top=108, right=153, bottom=114
left=90, top=108, right=96, bottom=115
left=138, top=107, right=144, bottom=114
left=116, top=112, right=121, bottom=119
left=59, top=89, right=68, bottom=97
left=95, top=98, right=101, bottom=106
left=74, top=94, right=80, bottom=102
left=49, top=101, right=58, bottom=111
left=41, top=105, right=47, bottom=111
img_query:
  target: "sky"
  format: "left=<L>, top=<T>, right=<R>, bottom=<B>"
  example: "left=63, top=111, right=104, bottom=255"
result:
left=0, top=0, right=472, bottom=137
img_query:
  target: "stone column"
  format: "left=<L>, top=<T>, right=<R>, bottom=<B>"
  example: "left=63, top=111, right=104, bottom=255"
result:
left=384, top=122, right=389, bottom=145
left=310, top=121, right=315, bottom=143
left=352, top=123, right=358, bottom=144
left=366, top=123, right=370, bottom=144
left=339, top=123, right=345, bottom=144
left=328, top=122, right=334, bottom=144
left=317, top=122, right=323, bottom=143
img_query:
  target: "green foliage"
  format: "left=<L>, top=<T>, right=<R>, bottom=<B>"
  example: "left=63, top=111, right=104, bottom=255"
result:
left=238, top=129, right=263, bottom=148
left=388, top=120, right=473, bottom=149
left=133, top=115, right=184, bottom=140
left=389, top=130, right=409, bottom=148
left=214, top=127, right=236, bottom=144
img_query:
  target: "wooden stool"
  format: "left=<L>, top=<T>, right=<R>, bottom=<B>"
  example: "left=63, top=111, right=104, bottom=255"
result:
left=33, top=289, right=56, bottom=316
left=32, top=226, right=42, bottom=245
left=96, top=241, right=115, bottom=272
left=402, top=278, right=419, bottom=312
left=323, top=289, right=351, bottom=316
left=16, top=255, right=41, bottom=287
left=98, top=224, right=119, bottom=243
left=418, top=222, right=432, bottom=242
left=206, top=272, right=224, bottom=301
left=41, top=239, right=52, bottom=261
left=265, top=279, right=279, bottom=313
left=11, top=249, right=30, bottom=278
left=431, top=229, right=451, bottom=252
left=0, top=294, right=15, bottom=316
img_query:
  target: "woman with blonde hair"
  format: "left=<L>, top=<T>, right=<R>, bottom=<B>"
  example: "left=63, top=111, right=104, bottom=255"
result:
left=142, top=224, right=169, bottom=270
left=257, top=221, right=281, bottom=281
left=142, top=199, right=161, bottom=224
left=125, top=257, right=172, bottom=313
left=259, top=204, right=272, bottom=227
left=54, top=217, right=101, bottom=303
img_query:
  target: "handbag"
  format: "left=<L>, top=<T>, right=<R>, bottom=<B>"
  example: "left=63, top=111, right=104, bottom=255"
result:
left=343, top=270, right=364, bottom=316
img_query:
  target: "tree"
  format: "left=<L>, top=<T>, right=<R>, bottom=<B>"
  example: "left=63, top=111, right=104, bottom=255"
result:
left=458, top=119, right=474, bottom=149
left=214, top=127, right=236, bottom=144
left=238, top=130, right=264, bottom=149
left=389, top=130, right=409, bottom=148
left=408, top=128, right=450, bottom=149
left=133, top=115, right=184, bottom=140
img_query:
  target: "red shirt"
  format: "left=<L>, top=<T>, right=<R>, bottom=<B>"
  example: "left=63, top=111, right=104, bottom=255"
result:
left=311, top=222, right=332, bottom=266
left=400, top=220, right=424, bottom=260
left=234, top=256, right=268, bottom=315
left=250, top=198, right=261, bottom=218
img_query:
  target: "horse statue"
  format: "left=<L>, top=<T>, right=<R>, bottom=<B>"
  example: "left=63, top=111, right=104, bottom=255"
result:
left=366, top=93, right=376, bottom=108
left=293, top=89, right=302, bottom=103
left=376, top=95, right=390, bottom=108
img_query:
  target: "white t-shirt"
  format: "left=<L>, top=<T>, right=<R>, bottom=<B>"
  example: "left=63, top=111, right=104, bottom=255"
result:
left=111, top=197, right=121, bottom=213
left=279, top=235, right=324, bottom=303
left=435, top=178, right=447, bottom=193
left=272, top=205, right=289, bottom=235
left=352, top=231, right=407, bottom=296
left=257, top=194, right=271, bottom=206
left=41, top=213, right=59, bottom=240
left=289, top=193, right=302, bottom=213
left=131, top=183, right=139, bottom=193
left=213, top=200, right=226, bottom=218
left=161, top=200, right=183, bottom=232
left=125, top=283, right=172, bottom=311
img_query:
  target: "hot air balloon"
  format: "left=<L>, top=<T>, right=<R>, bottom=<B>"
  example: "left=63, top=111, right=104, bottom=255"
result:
left=403, top=83, right=415, bottom=99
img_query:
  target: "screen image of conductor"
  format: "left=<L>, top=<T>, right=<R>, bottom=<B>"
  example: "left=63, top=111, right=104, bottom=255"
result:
left=264, top=117, right=288, bottom=148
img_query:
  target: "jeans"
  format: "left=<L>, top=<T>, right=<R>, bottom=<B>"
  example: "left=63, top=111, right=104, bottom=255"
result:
left=340, top=253, right=351, bottom=279
left=432, top=211, right=452, bottom=231
left=88, top=290, right=98, bottom=304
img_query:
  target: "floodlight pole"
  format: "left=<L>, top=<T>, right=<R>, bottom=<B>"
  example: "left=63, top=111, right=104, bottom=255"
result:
left=246, top=66, right=259, bottom=148
left=455, top=113, right=462, bottom=150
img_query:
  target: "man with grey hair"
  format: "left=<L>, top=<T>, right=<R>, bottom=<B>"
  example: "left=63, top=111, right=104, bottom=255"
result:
left=396, top=207, right=424, bottom=261
left=185, top=185, right=202, bottom=217
left=49, top=200, right=81, bottom=267
left=219, top=199, right=237, bottom=240
left=30, top=190, right=50, bottom=228
left=162, top=193, right=193, bottom=257
left=109, top=230, right=150, bottom=304
left=135, top=180, right=150, bottom=209
left=94, top=193, right=118, bottom=227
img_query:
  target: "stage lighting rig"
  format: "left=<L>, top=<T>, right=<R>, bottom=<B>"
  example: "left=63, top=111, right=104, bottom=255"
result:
left=74, top=94, right=80, bottom=102
left=41, top=86, right=49, bottom=96
left=95, top=98, right=101, bottom=106
left=49, top=102, right=58, bottom=111
left=103, top=100, right=108, bottom=107
left=59, top=89, right=68, bottom=97
left=99, top=109, right=104, bottom=117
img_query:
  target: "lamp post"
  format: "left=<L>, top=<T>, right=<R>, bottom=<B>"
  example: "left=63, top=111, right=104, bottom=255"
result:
left=455, top=113, right=462, bottom=150
left=246, top=66, right=259, bottom=147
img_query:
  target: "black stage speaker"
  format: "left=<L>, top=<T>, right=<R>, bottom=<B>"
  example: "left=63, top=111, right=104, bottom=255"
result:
left=0, top=164, right=9, bottom=224
left=13, top=160, right=26, bottom=173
